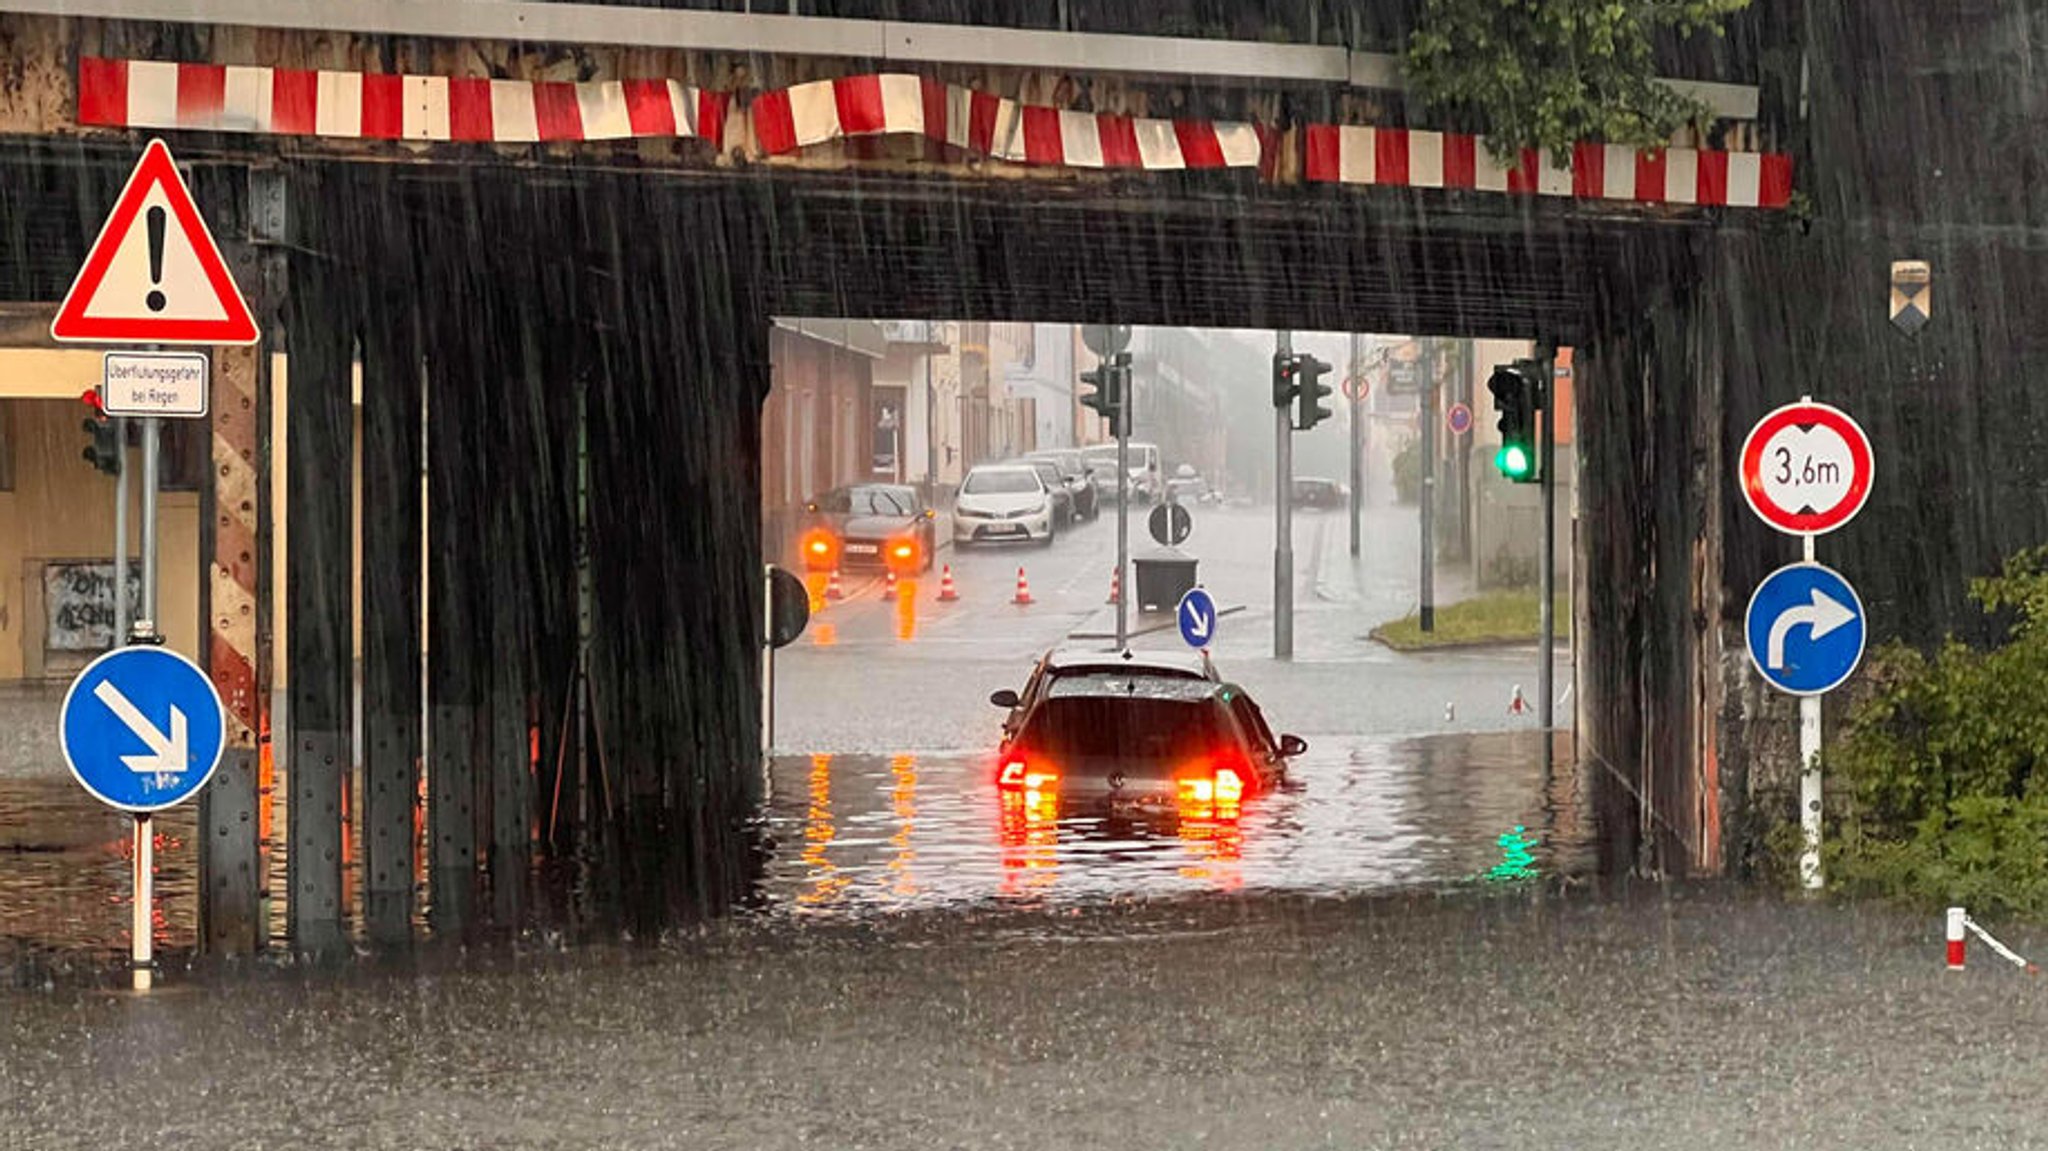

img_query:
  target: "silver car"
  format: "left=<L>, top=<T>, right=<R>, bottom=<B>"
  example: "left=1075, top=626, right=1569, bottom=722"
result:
left=953, top=464, right=1056, bottom=547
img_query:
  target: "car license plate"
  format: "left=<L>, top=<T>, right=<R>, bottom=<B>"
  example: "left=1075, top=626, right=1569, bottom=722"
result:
left=988, top=525, right=1023, bottom=536
left=845, top=543, right=878, bottom=554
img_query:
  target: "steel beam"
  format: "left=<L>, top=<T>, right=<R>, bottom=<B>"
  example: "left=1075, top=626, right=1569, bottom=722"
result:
left=284, top=253, right=353, bottom=958
left=360, top=300, right=422, bottom=947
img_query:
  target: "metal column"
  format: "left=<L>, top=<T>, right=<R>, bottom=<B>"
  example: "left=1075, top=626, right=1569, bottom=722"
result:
left=426, top=342, right=481, bottom=935
left=284, top=269, right=353, bottom=957
left=1274, top=330, right=1293, bottom=660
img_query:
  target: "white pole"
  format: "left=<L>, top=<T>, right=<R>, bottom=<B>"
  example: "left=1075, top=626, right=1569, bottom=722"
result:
left=1799, top=530, right=1823, bottom=890
left=131, top=815, right=152, bottom=991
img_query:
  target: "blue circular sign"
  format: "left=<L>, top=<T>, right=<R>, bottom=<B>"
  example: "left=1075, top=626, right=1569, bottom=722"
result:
left=1744, top=562, right=1866, bottom=696
left=1177, top=587, right=1219, bottom=649
left=60, top=645, right=226, bottom=812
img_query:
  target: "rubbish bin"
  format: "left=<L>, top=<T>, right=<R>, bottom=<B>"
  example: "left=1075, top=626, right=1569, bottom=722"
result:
left=1133, top=549, right=1198, bottom=613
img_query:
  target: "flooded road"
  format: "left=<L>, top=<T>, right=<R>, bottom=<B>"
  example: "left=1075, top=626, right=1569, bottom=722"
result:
left=753, top=730, right=1589, bottom=914
left=0, top=728, right=1591, bottom=971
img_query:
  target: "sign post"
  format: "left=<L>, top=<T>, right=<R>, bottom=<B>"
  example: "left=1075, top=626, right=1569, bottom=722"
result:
left=1739, top=397, right=1875, bottom=891
left=49, top=138, right=256, bottom=986
left=60, top=646, right=227, bottom=989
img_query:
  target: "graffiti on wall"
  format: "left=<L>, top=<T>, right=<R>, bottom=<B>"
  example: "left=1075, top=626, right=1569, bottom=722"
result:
left=43, top=561, right=143, bottom=652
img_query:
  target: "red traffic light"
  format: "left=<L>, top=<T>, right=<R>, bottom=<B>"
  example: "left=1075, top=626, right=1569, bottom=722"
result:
left=79, top=387, right=105, bottom=417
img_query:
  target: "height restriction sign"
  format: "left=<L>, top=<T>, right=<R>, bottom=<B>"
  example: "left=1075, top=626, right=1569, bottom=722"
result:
left=1739, top=399, right=1873, bottom=536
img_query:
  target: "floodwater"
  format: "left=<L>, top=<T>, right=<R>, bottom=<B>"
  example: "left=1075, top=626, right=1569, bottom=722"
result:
left=748, top=730, right=1589, bottom=913
left=0, top=729, right=1591, bottom=972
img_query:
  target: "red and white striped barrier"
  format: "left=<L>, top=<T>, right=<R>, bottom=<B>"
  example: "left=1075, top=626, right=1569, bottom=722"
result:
left=1947, top=906, right=2040, bottom=974
left=751, top=73, right=1259, bottom=169
left=1304, top=125, right=1793, bottom=209
left=78, top=58, right=729, bottom=147
left=74, top=57, right=1792, bottom=208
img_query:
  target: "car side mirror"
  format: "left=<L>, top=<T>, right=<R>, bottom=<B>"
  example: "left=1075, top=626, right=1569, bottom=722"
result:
left=989, top=689, right=1021, bottom=708
left=1279, top=734, right=1308, bottom=757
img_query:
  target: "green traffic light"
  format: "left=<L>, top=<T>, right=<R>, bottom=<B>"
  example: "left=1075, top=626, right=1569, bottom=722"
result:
left=1496, top=445, right=1531, bottom=478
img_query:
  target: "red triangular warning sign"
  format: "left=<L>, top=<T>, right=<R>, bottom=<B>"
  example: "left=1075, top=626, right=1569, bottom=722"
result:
left=51, top=138, right=258, bottom=346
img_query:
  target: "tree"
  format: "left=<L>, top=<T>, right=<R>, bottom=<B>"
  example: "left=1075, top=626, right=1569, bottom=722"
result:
left=1405, top=0, right=1752, bottom=160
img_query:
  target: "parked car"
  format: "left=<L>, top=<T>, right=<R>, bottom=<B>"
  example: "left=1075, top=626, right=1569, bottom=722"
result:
left=799, top=483, right=937, bottom=573
left=1025, top=448, right=1100, bottom=520
left=1166, top=463, right=1218, bottom=505
left=1291, top=476, right=1346, bottom=510
left=953, top=464, right=1057, bottom=547
left=1082, top=441, right=1163, bottom=503
left=1013, top=457, right=1076, bottom=526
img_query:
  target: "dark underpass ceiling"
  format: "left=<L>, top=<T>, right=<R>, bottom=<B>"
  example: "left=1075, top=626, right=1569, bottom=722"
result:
left=0, top=141, right=1724, bottom=342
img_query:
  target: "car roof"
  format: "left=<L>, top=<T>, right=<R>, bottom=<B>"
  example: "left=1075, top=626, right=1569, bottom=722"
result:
left=967, top=463, right=1040, bottom=476
left=1040, top=647, right=1218, bottom=679
left=1045, top=674, right=1224, bottom=702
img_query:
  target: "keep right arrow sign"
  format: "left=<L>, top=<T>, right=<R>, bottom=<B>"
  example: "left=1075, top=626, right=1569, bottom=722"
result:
left=1745, top=562, right=1867, bottom=696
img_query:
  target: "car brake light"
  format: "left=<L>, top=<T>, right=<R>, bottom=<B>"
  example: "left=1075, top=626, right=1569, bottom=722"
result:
left=1214, top=767, right=1245, bottom=804
left=998, top=758, right=1058, bottom=791
left=1177, top=755, right=1250, bottom=804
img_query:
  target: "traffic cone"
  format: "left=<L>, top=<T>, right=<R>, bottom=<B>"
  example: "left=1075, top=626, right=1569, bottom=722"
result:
left=1508, top=685, right=1530, bottom=716
left=938, top=565, right=959, bottom=602
left=1013, top=566, right=1034, bottom=606
left=1107, top=567, right=1121, bottom=605
left=825, top=569, right=845, bottom=601
left=882, top=570, right=899, bottom=602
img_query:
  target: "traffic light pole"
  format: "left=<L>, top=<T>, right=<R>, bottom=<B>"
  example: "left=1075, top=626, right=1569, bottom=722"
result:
left=1420, top=340, right=1437, bottom=633
left=1349, top=332, right=1362, bottom=558
left=1274, top=330, right=1293, bottom=660
left=1115, top=377, right=1130, bottom=651
left=1537, top=343, right=1557, bottom=733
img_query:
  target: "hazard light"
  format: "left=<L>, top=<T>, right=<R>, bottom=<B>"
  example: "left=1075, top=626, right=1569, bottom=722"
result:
left=1176, top=758, right=1249, bottom=806
left=886, top=537, right=922, bottom=573
left=801, top=530, right=838, bottom=569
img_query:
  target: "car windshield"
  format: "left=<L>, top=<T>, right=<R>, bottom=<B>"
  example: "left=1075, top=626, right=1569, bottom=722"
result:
left=845, top=486, right=915, bottom=516
left=1015, top=694, right=1232, bottom=770
left=962, top=469, right=1040, bottom=495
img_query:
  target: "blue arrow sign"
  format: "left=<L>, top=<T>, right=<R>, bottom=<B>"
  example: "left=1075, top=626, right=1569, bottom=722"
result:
left=1177, top=587, right=1218, bottom=649
left=1745, top=562, right=1866, bottom=696
left=60, top=646, right=226, bottom=812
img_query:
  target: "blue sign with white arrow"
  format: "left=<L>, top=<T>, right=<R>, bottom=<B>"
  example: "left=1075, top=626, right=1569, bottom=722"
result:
left=60, top=646, right=226, bottom=812
left=1177, top=587, right=1218, bottom=649
left=1745, top=562, right=1866, bottom=696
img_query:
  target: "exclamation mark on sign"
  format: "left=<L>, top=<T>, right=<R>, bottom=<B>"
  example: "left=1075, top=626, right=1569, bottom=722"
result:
left=144, top=205, right=167, bottom=313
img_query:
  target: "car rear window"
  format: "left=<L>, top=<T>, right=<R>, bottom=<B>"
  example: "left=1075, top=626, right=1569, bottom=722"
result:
left=1015, top=695, right=1230, bottom=768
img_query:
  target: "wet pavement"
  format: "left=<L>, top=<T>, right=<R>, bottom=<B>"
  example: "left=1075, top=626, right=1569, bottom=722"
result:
left=5, top=883, right=2043, bottom=1150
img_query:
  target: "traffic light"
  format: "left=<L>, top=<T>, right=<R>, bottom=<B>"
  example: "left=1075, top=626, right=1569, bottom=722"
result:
left=1080, top=353, right=1130, bottom=437
left=1292, top=353, right=1333, bottom=431
left=80, top=389, right=120, bottom=476
left=1271, top=351, right=1298, bottom=409
left=1487, top=360, right=1541, bottom=483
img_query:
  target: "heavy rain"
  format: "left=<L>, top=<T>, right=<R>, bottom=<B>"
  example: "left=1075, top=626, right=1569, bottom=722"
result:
left=5, top=1, right=2048, bottom=1147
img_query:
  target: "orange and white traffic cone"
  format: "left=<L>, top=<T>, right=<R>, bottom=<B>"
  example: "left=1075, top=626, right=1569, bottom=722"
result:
left=1013, top=566, right=1034, bottom=606
left=825, top=569, right=845, bottom=601
left=938, top=564, right=960, bottom=602
left=882, top=570, right=899, bottom=602
left=1107, top=567, right=1121, bottom=605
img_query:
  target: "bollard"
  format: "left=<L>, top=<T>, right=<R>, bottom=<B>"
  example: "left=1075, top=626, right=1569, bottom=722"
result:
left=1947, top=906, right=1967, bottom=970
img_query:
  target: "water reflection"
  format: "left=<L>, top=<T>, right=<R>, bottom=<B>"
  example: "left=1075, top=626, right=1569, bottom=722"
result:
left=757, top=730, right=1592, bottom=915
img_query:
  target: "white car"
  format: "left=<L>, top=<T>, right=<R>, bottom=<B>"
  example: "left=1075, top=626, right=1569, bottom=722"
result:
left=953, top=464, right=1057, bottom=547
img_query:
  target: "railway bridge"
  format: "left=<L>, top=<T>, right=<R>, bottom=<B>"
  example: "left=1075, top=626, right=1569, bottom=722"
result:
left=0, top=1, right=2028, bottom=956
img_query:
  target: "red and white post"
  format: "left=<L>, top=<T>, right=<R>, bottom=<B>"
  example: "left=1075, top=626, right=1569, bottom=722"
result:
left=1947, top=906, right=1968, bottom=970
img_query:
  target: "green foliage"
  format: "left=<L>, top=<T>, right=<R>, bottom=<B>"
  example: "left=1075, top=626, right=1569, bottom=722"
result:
left=1405, top=0, right=1752, bottom=159
left=1811, top=547, right=2048, bottom=918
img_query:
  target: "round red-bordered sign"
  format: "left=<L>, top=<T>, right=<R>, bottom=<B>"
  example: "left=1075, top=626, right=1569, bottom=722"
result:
left=1739, top=400, right=1873, bottom=535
